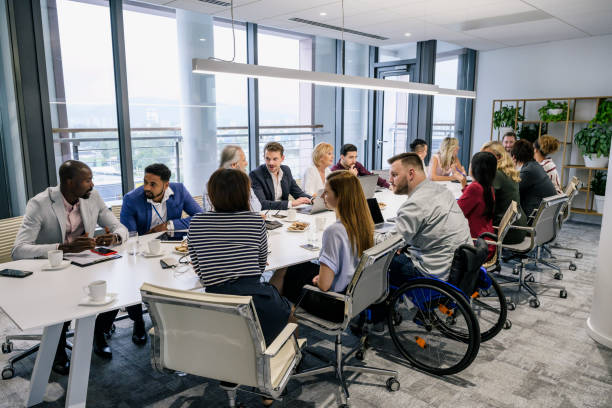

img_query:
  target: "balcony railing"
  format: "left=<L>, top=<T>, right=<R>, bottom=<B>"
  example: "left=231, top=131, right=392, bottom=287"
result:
left=387, top=122, right=456, bottom=153
left=52, top=125, right=329, bottom=202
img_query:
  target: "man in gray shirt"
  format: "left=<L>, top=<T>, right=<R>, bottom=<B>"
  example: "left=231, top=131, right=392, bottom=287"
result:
left=386, top=152, right=472, bottom=282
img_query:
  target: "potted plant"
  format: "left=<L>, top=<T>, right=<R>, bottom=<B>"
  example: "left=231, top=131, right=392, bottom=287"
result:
left=538, top=100, right=569, bottom=122
left=589, top=99, right=612, bottom=127
left=518, top=123, right=548, bottom=143
left=574, top=125, right=612, bottom=168
left=493, top=106, right=524, bottom=135
left=591, top=171, right=607, bottom=214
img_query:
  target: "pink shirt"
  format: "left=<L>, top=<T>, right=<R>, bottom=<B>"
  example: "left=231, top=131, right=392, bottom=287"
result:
left=63, top=197, right=85, bottom=243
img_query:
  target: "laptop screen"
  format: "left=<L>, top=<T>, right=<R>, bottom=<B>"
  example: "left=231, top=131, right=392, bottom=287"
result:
left=366, top=198, right=385, bottom=224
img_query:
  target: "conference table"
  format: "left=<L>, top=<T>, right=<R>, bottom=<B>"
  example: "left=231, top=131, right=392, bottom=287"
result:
left=0, top=181, right=463, bottom=407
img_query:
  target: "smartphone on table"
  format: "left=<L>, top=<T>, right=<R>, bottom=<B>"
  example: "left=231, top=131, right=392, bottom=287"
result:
left=0, top=269, right=33, bottom=278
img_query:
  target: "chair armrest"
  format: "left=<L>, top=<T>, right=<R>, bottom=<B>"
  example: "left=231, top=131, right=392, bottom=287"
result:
left=507, top=225, right=534, bottom=233
left=264, top=323, right=298, bottom=357
left=300, top=284, right=347, bottom=301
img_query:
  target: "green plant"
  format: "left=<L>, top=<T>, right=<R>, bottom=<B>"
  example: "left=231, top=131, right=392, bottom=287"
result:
left=574, top=125, right=612, bottom=158
left=517, top=123, right=548, bottom=143
left=590, top=99, right=612, bottom=127
left=538, top=100, right=569, bottom=122
left=591, top=171, right=607, bottom=196
left=493, top=106, right=524, bottom=130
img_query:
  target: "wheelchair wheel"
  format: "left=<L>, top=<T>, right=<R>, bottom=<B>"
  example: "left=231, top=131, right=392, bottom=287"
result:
left=470, top=275, right=508, bottom=342
left=386, top=278, right=481, bottom=376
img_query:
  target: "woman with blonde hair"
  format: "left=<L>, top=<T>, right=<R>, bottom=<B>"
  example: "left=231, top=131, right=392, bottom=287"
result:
left=481, top=141, right=528, bottom=244
left=279, top=170, right=374, bottom=322
left=430, top=137, right=467, bottom=182
left=534, top=135, right=562, bottom=194
left=302, top=142, right=334, bottom=195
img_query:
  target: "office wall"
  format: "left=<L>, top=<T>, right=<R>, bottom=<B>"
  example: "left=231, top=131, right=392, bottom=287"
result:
left=472, top=34, right=612, bottom=151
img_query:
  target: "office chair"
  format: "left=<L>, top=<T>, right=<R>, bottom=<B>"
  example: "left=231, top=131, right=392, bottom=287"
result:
left=292, top=236, right=403, bottom=407
left=500, top=194, right=569, bottom=308
left=141, top=283, right=302, bottom=407
left=545, top=177, right=583, bottom=265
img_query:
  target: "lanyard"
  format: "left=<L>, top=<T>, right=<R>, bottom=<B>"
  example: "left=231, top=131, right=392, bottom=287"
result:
left=152, top=204, right=166, bottom=224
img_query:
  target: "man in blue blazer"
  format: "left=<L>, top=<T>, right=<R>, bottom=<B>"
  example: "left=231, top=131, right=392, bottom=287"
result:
left=120, top=163, right=202, bottom=344
left=250, top=142, right=312, bottom=210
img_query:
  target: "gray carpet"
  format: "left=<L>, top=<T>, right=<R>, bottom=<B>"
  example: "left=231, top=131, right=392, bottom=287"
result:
left=1, top=220, right=611, bottom=407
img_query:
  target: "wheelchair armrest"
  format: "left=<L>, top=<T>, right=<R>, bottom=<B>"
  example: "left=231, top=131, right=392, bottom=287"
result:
left=478, top=232, right=498, bottom=242
left=264, top=322, right=298, bottom=357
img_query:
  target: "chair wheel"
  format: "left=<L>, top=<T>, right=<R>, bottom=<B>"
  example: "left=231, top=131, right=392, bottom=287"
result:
left=529, top=298, right=540, bottom=308
left=386, top=377, right=400, bottom=392
left=507, top=302, right=516, bottom=311
left=2, top=366, right=14, bottom=380
left=554, top=272, right=563, bottom=280
left=569, top=264, right=577, bottom=271
left=355, top=350, right=365, bottom=361
left=392, top=311, right=403, bottom=326
left=575, top=252, right=583, bottom=259
left=560, top=289, right=568, bottom=299
left=1, top=341, right=13, bottom=354
left=526, top=275, right=535, bottom=283
left=512, top=266, right=520, bottom=275
left=503, top=320, right=512, bottom=330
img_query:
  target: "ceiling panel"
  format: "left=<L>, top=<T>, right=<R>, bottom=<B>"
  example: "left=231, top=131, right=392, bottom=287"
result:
left=421, top=1, right=536, bottom=26
left=560, top=11, right=612, bottom=36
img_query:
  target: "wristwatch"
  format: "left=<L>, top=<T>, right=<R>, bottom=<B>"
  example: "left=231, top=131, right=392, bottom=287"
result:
left=166, top=221, right=174, bottom=231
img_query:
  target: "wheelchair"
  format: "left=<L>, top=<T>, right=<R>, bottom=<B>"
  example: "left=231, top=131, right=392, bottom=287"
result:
left=361, top=238, right=510, bottom=376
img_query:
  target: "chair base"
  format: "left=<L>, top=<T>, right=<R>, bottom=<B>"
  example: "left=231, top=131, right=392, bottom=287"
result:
left=293, top=334, right=399, bottom=406
left=497, top=261, right=566, bottom=308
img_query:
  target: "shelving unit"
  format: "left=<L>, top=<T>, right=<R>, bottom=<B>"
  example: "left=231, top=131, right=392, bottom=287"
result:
left=490, top=96, right=611, bottom=217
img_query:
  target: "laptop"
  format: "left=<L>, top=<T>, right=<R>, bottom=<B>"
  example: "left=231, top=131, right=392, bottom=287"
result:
left=366, top=198, right=395, bottom=233
left=297, top=189, right=329, bottom=215
left=358, top=175, right=379, bottom=199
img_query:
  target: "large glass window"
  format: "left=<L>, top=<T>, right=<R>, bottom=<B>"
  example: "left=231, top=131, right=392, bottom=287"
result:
left=433, top=42, right=461, bottom=155
left=42, top=0, right=122, bottom=202
left=343, top=41, right=369, bottom=163
left=0, top=0, right=26, bottom=217
left=257, top=27, right=313, bottom=179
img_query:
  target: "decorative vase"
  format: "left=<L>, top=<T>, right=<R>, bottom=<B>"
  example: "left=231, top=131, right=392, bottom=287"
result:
left=547, top=108, right=563, bottom=115
left=499, top=127, right=514, bottom=136
left=594, top=194, right=605, bottom=214
left=583, top=155, right=609, bottom=168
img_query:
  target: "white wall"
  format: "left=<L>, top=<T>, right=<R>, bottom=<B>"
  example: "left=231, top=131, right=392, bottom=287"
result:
left=472, top=34, right=612, bottom=151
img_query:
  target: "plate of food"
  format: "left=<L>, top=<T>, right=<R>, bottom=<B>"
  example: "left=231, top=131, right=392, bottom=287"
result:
left=174, top=241, right=189, bottom=255
left=287, top=221, right=310, bottom=232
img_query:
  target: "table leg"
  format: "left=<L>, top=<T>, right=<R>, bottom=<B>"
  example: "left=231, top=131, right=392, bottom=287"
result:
left=26, top=323, right=63, bottom=407
left=65, top=315, right=96, bottom=408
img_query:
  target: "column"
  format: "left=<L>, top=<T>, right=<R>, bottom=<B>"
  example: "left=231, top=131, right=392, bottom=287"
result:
left=175, top=10, right=217, bottom=194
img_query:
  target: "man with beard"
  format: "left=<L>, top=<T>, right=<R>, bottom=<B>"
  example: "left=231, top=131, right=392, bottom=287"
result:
left=12, top=160, right=128, bottom=374
left=120, top=163, right=202, bottom=346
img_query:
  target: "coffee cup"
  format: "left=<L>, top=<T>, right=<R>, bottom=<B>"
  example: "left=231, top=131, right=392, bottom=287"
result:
left=315, top=217, right=327, bottom=232
left=84, top=280, right=107, bottom=301
left=287, top=208, right=297, bottom=222
left=48, top=249, right=63, bottom=267
left=147, top=239, right=162, bottom=255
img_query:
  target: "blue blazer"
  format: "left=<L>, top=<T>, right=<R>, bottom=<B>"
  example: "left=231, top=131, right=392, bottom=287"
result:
left=249, top=164, right=311, bottom=210
left=120, top=183, right=202, bottom=235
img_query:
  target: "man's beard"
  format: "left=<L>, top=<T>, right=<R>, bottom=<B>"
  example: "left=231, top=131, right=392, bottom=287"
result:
left=393, top=182, right=410, bottom=195
left=81, top=189, right=92, bottom=199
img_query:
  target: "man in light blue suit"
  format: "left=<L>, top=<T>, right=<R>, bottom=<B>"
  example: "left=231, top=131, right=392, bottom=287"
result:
left=120, top=163, right=202, bottom=345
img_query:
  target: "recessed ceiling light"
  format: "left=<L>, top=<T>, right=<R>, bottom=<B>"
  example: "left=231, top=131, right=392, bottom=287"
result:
left=320, top=12, right=327, bottom=16
left=404, top=32, right=411, bottom=37
left=199, top=38, right=207, bottom=42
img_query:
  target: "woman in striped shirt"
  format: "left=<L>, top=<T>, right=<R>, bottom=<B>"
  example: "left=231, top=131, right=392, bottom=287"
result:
left=188, top=168, right=291, bottom=347
left=534, top=135, right=563, bottom=194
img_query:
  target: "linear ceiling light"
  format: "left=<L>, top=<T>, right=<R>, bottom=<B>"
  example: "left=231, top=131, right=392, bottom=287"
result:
left=192, top=59, right=475, bottom=99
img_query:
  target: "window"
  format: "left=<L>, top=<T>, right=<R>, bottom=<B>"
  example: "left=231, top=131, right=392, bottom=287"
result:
left=343, top=42, right=369, bottom=163
left=432, top=55, right=459, bottom=154
left=257, top=27, right=313, bottom=179
left=42, top=0, right=123, bottom=202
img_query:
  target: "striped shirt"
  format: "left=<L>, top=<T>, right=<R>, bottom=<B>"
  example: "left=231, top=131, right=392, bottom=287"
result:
left=539, top=158, right=563, bottom=194
left=188, top=211, right=267, bottom=287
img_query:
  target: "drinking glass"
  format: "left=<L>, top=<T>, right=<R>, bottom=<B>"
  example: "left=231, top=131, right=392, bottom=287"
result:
left=128, top=231, right=139, bottom=256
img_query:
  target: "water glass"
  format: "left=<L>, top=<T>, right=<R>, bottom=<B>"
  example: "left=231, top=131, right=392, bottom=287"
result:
left=128, top=231, right=139, bottom=256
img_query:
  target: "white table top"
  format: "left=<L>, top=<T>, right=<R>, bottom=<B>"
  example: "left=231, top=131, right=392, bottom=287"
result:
left=0, top=183, right=461, bottom=332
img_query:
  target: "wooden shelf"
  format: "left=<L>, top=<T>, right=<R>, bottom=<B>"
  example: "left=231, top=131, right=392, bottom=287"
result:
left=517, top=120, right=590, bottom=124
left=571, top=208, right=602, bottom=216
left=563, top=164, right=608, bottom=170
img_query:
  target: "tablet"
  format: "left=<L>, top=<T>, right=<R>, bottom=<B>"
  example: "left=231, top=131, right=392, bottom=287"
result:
left=157, top=231, right=188, bottom=242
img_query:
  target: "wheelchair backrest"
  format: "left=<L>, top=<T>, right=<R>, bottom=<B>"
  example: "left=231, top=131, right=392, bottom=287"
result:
left=448, top=238, right=489, bottom=295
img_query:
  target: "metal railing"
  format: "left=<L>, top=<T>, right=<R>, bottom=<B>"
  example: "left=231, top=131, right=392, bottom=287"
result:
left=52, top=125, right=329, bottom=202
left=386, top=122, right=456, bottom=154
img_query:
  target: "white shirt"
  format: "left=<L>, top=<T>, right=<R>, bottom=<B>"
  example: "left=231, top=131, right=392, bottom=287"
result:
left=147, top=186, right=174, bottom=230
left=303, top=166, right=331, bottom=196
left=268, top=167, right=284, bottom=201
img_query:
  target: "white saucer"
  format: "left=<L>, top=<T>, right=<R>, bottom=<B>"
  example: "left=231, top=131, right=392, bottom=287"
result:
left=41, top=260, right=71, bottom=271
left=78, top=293, right=118, bottom=307
left=141, top=250, right=166, bottom=258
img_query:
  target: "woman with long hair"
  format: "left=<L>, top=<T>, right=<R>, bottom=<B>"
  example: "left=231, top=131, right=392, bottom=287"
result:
left=458, top=152, right=497, bottom=259
left=534, top=135, right=562, bottom=194
left=481, top=141, right=527, bottom=244
left=430, top=137, right=467, bottom=182
left=302, top=142, right=334, bottom=196
left=278, top=170, right=374, bottom=322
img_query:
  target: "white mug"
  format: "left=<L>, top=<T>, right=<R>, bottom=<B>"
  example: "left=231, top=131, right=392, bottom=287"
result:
left=48, top=249, right=63, bottom=267
left=287, top=208, right=297, bottom=221
left=315, top=217, right=327, bottom=232
left=84, top=280, right=107, bottom=301
left=147, top=239, right=162, bottom=255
